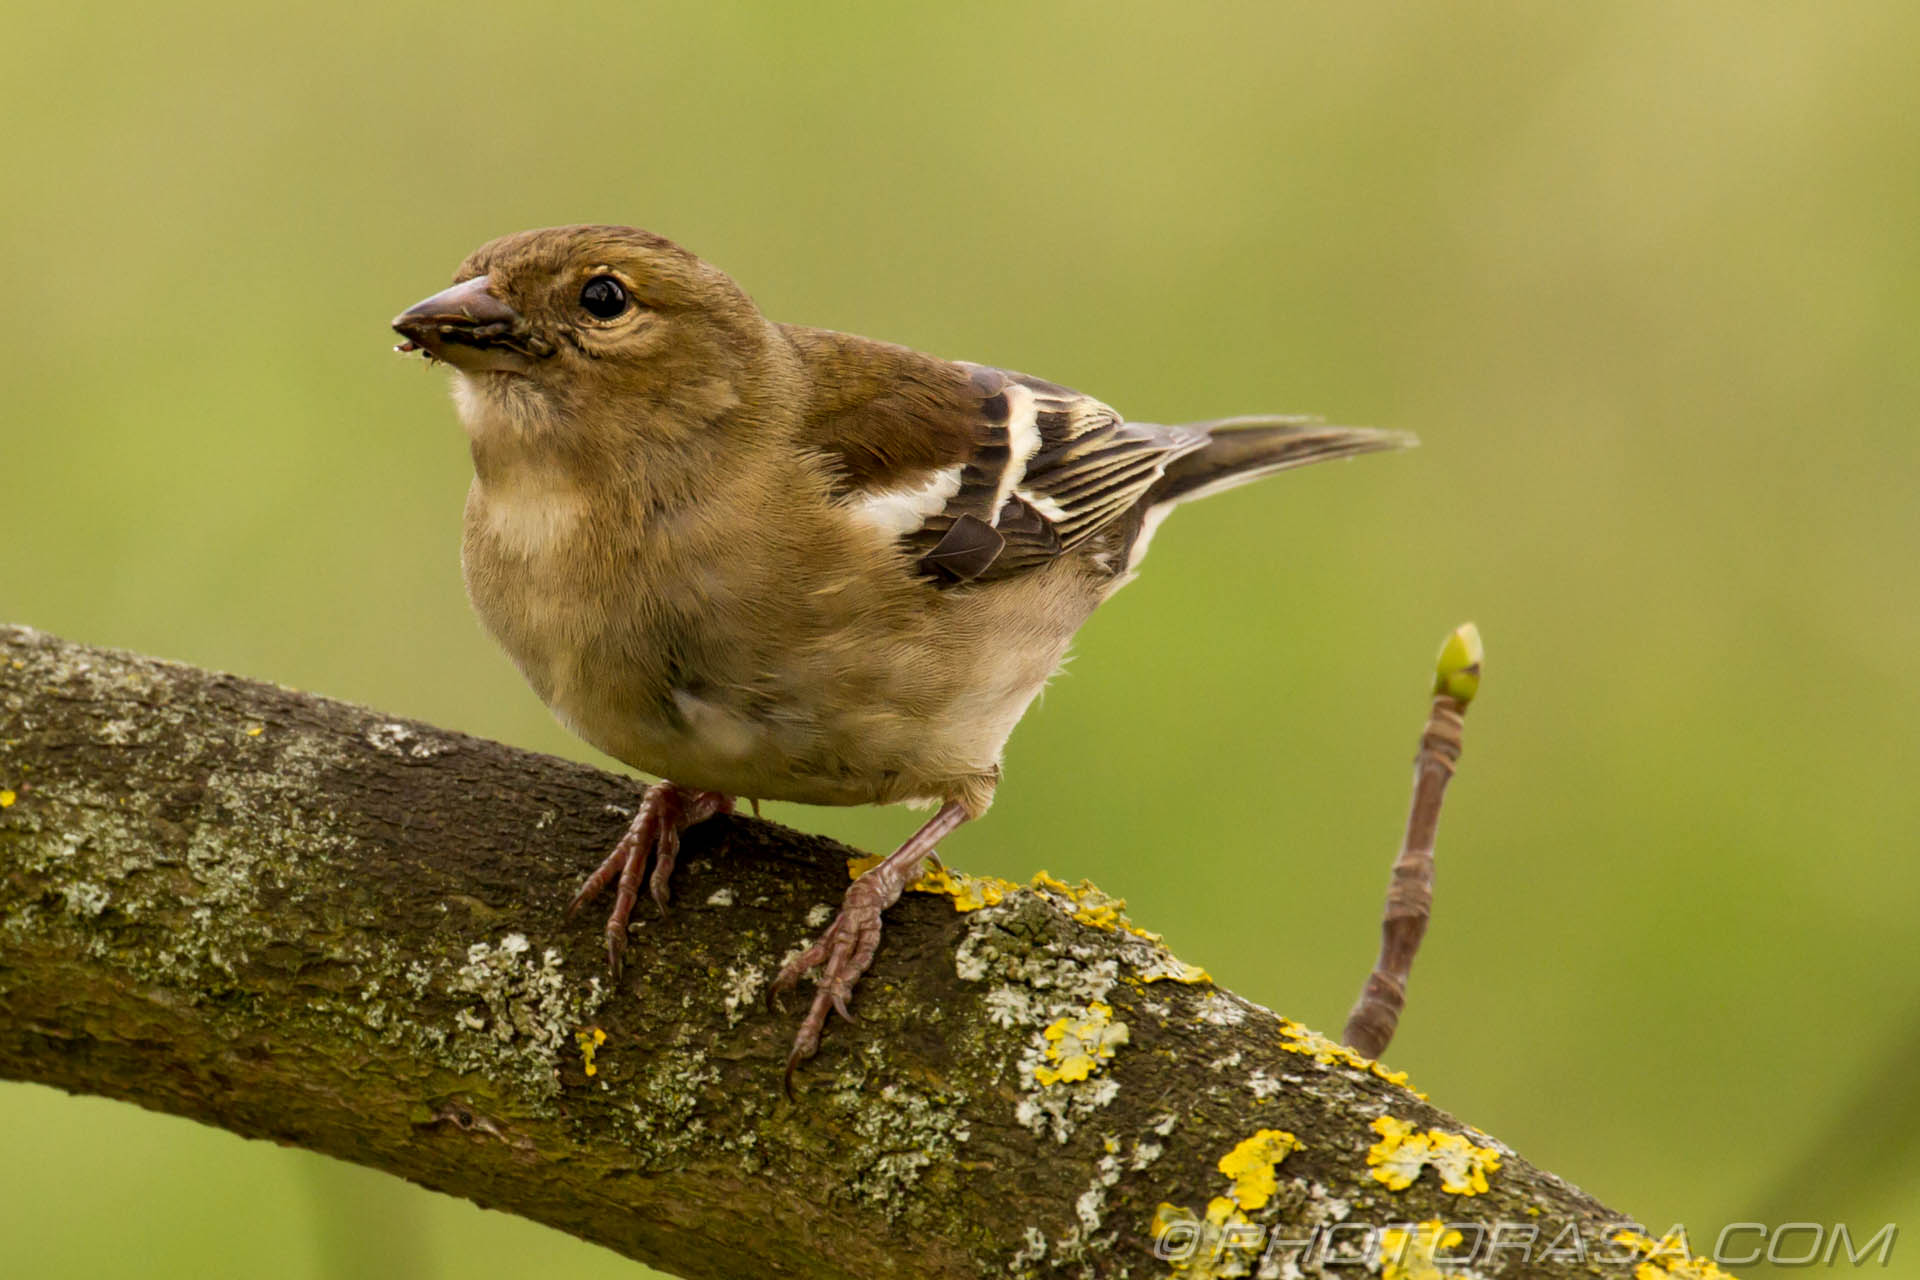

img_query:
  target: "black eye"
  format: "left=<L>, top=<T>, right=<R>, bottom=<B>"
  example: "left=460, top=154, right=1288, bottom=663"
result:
left=579, top=276, right=629, bottom=319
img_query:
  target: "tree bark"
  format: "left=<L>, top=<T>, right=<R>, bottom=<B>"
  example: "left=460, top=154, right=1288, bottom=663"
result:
left=0, top=624, right=1668, bottom=1279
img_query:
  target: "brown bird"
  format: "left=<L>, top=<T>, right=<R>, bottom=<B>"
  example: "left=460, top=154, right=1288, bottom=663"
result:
left=391, top=225, right=1410, bottom=1085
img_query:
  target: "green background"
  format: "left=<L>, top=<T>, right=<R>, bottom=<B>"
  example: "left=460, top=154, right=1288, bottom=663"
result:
left=3, top=3, right=1915, bottom=1276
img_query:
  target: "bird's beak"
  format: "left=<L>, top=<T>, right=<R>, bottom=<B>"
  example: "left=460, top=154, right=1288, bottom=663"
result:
left=391, top=276, right=549, bottom=372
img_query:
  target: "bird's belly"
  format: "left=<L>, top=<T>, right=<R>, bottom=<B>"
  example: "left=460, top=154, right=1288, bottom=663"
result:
left=465, top=500, right=1083, bottom=808
left=553, top=675, right=997, bottom=808
left=543, top=632, right=1061, bottom=810
left=552, top=682, right=879, bottom=806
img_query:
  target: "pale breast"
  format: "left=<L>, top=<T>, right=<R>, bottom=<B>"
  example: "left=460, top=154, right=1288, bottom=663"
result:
left=460, top=452, right=1100, bottom=810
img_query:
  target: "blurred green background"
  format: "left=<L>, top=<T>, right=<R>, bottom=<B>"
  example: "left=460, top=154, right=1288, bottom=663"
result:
left=4, top=2, right=1916, bottom=1276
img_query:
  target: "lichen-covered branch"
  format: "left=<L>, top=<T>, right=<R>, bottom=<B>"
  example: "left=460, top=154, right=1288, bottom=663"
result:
left=0, top=625, right=1690, bottom=1280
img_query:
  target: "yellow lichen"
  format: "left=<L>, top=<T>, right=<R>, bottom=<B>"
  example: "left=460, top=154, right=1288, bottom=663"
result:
left=1030, top=869, right=1169, bottom=941
left=926, top=863, right=1017, bottom=911
left=1613, top=1230, right=1738, bottom=1280
left=1367, top=1117, right=1429, bottom=1189
left=1152, top=1200, right=1192, bottom=1238
left=1153, top=1200, right=1259, bottom=1279
left=1176, top=1199, right=1259, bottom=1279
left=1152, top=1128, right=1305, bottom=1277
left=1216, top=1128, right=1302, bottom=1211
left=1381, top=1220, right=1468, bottom=1280
left=1141, top=959, right=1212, bottom=984
left=1367, top=1115, right=1501, bottom=1195
left=840, top=858, right=1214, bottom=990
left=574, top=1026, right=607, bottom=1077
left=844, top=855, right=1018, bottom=912
left=1277, top=1018, right=1425, bottom=1096
left=0, top=789, right=14, bottom=808
left=1033, top=1001, right=1130, bottom=1085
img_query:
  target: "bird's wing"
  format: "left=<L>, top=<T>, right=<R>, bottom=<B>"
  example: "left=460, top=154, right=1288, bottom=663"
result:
left=798, top=340, right=1206, bottom=586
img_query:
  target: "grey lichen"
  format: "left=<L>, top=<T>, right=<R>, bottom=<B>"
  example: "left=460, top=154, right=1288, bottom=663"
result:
left=446, top=933, right=607, bottom=1096
left=60, top=879, right=113, bottom=917
left=1131, top=1115, right=1177, bottom=1171
left=364, top=721, right=450, bottom=759
left=617, top=1046, right=724, bottom=1159
left=833, top=1075, right=972, bottom=1213
left=4, top=637, right=621, bottom=1115
left=1009, top=1226, right=1049, bottom=1271
left=951, top=894, right=1133, bottom=1144
left=1198, top=989, right=1252, bottom=1026
left=720, top=963, right=765, bottom=1026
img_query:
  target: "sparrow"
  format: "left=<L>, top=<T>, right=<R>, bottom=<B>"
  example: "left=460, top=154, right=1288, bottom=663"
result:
left=391, top=225, right=1411, bottom=1087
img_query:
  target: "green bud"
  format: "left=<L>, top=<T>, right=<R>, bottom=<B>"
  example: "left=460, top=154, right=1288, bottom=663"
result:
left=1432, top=622, right=1482, bottom=704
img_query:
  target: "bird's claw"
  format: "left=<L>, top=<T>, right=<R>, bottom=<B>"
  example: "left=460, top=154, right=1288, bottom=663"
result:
left=771, top=888, right=889, bottom=1096
left=568, top=782, right=731, bottom=976
left=604, top=920, right=628, bottom=977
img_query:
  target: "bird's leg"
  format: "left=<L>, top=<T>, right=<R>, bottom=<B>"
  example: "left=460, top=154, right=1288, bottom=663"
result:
left=771, top=800, right=970, bottom=1092
left=567, top=780, right=732, bottom=974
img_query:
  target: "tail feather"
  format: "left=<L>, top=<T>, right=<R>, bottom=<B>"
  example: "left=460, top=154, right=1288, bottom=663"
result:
left=1144, top=418, right=1415, bottom=511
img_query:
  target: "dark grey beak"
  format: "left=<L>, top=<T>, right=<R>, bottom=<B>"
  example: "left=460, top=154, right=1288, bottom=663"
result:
left=392, top=276, right=548, bottom=370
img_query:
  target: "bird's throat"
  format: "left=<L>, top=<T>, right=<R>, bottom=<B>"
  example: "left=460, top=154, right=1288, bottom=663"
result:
left=451, top=369, right=559, bottom=453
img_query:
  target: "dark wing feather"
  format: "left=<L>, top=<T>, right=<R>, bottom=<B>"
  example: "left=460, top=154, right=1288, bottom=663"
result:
left=788, top=327, right=1216, bottom=585
left=833, top=359, right=1206, bottom=585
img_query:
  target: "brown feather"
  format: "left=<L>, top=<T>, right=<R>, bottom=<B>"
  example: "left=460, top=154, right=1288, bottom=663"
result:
left=782, top=326, right=988, bottom=489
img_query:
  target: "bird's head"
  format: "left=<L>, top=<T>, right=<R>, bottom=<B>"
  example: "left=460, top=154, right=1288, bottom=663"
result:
left=393, top=225, right=770, bottom=446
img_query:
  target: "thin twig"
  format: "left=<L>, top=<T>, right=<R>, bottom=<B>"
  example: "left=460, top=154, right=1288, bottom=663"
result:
left=1344, top=622, right=1482, bottom=1059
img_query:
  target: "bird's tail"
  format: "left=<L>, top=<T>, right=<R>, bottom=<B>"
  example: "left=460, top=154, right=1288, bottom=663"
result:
left=1144, top=417, right=1416, bottom=511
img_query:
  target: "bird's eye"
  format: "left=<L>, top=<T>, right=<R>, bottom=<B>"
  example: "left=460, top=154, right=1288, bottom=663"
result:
left=579, top=276, right=629, bottom=319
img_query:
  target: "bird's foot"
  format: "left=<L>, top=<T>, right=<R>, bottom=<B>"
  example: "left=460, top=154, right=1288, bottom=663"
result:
left=770, top=800, right=969, bottom=1095
left=772, top=875, right=891, bottom=1090
left=567, top=780, right=731, bottom=975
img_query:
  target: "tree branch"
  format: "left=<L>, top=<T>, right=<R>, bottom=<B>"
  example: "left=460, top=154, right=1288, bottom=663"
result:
left=0, top=624, right=1669, bottom=1279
